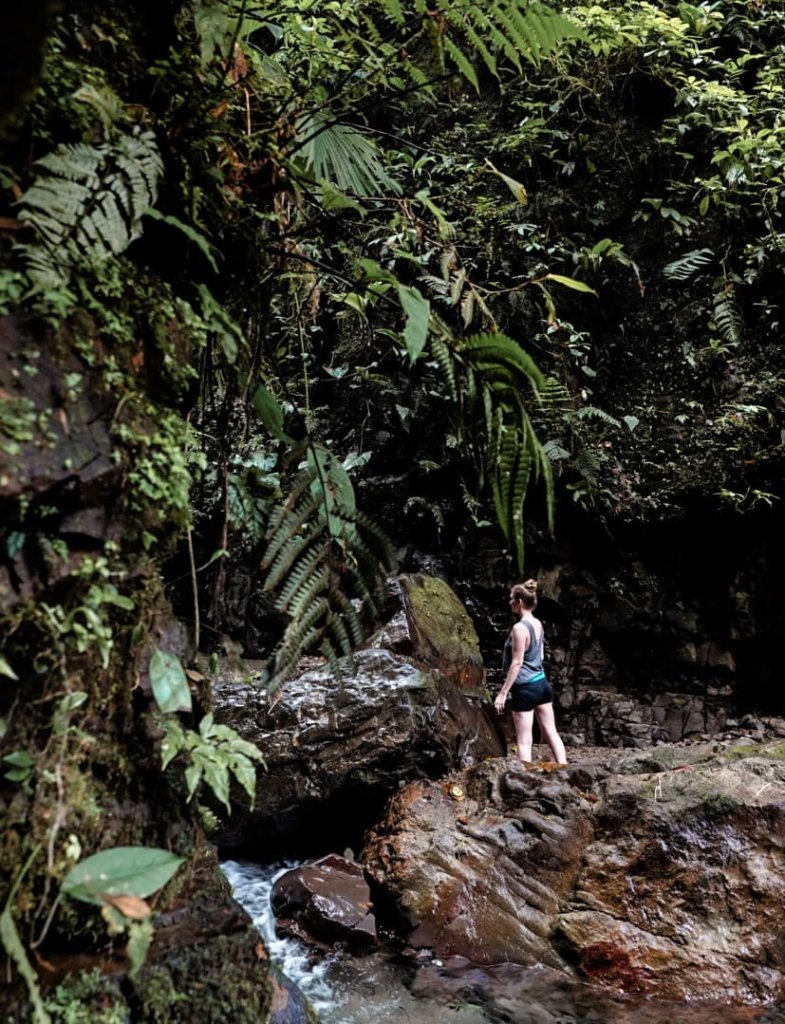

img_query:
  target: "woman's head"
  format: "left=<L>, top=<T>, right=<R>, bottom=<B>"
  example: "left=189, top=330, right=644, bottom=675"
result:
left=509, top=579, right=538, bottom=613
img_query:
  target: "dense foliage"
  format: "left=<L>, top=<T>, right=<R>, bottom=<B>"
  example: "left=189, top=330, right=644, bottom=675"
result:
left=1, top=0, right=784, bottom=1017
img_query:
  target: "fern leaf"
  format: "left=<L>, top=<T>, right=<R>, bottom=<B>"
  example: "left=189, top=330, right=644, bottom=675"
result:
left=442, top=36, right=479, bottom=91
left=17, top=130, right=163, bottom=286
left=663, top=248, right=714, bottom=281
left=713, top=291, right=743, bottom=345
left=261, top=443, right=396, bottom=691
left=429, top=334, right=458, bottom=403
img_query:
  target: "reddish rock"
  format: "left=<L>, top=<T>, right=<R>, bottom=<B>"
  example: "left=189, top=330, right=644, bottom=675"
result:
left=271, top=854, right=377, bottom=952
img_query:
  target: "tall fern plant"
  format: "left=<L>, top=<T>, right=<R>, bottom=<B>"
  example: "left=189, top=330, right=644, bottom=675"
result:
left=431, top=329, right=554, bottom=572
left=251, top=388, right=395, bottom=691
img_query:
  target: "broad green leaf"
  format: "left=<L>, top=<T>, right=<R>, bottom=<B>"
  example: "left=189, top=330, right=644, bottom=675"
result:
left=320, top=182, right=366, bottom=216
left=357, top=258, right=397, bottom=285
left=623, top=415, right=640, bottom=432
left=61, top=846, right=185, bottom=906
left=252, top=384, right=293, bottom=443
left=160, top=719, right=186, bottom=770
left=201, top=757, right=230, bottom=812
left=397, top=284, right=430, bottom=363
left=230, top=754, right=257, bottom=806
left=149, top=648, right=192, bottom=714
left=543, top=273, right=597, bottom=295
left=185, top=762, right=203, bottom=801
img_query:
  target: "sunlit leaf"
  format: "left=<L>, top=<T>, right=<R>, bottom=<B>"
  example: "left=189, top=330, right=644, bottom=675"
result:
left=149, top=649, right=192, bottom=714
left=62, top=846, right=185, bottom=906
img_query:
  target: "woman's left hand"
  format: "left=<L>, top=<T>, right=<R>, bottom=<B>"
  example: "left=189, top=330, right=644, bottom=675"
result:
left=494, top=694, right=506, bottom=713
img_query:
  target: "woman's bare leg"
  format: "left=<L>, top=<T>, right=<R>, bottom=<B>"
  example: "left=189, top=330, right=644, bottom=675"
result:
left=511, top=709, right=534, bottom=763
left=534, top=703, right=567, bottom=764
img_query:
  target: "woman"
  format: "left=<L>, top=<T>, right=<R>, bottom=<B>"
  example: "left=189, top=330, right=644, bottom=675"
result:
left=494, top=579, right=567, bottom=765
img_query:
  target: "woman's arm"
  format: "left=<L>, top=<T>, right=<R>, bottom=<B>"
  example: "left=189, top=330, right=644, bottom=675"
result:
left=494, top=622, right=529, bottom=712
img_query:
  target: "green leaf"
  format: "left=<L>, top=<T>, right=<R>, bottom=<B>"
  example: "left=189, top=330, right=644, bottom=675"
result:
left=397, top=284, right=430, bottom=362
left=485, top=159, right=528, bottom=204
left=0, top=657, right=18, bottom=680
left=623, top=415, right=640, bottom=432
left=127, top=919, right=154, bottom=980
left=149, top=649, right=192, bottom=714
left=160, top=719, right=186, bottom=770
left=144, top=208, right=219, bottom=272
left=0, top=909, right=51, bottom=1024
left=61, top=846, right=185, bottom=907
left=251, top=384, right=293, bottom=443
left=543, top=273, right=597, bottom=295
left=320, top=182, right=366, bottom=216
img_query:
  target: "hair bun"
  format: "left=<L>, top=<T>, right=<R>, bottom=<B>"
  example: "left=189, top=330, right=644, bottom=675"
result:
left=521, top=578, right=538, bottom=595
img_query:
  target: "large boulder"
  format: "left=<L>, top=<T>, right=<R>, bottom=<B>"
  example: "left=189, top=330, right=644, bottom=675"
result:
left=362, top=760, right=595, bottom=966
left=371, top=574, right=486, bottom=690
left=361, top=739, right=785, bottom=1006
left=271, top=854, right=376, bottom=952
left=212, top=640, right=504, bottom=854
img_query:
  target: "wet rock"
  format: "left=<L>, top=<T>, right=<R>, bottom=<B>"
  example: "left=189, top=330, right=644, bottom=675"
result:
left=555, top=743, right=785, bottom=1003
left=363, top=741, right=785, bottom=1006
left=212, top=645, right=504, bottom=854
left=410, top=956, right=778, bottom=1024
left=370, top=574, right=486, bottom=690
left=271, top=854, right=376, bottom=952
left=362, top=760, right=596, bottom=966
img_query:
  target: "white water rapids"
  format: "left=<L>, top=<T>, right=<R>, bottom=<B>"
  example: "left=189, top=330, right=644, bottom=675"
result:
left=221, top=858, right=489, bottom=1024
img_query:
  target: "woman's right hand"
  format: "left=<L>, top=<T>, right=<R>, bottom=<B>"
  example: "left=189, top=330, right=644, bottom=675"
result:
left=494, top=693, right=506, bottom=713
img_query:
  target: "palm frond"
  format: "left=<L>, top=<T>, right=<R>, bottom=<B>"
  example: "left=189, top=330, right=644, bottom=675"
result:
left=296, top=113, right=401, bottom=197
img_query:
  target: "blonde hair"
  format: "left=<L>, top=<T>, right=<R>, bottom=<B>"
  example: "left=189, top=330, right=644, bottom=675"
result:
left=511, top=578, right=538, bottom=610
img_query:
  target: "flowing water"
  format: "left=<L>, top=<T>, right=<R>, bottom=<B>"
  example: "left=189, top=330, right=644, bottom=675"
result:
left=221, top=858, right=784, bottom=1024
left=221, top=859, right=488, bottom=1024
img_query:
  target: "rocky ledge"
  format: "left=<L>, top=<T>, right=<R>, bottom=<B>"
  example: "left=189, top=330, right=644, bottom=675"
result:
left=361, top=737, right=785, bottom=1007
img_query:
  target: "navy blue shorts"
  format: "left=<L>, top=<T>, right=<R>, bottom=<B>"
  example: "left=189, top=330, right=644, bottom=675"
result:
left=506, top=673, right=553, bottom=712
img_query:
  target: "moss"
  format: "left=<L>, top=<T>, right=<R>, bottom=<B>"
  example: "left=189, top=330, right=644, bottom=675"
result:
left=42, top=969, right=129, bottom=1024
left=131, top=931, right=272, bottom=1024
left=723, top=741, right=785, bottom=763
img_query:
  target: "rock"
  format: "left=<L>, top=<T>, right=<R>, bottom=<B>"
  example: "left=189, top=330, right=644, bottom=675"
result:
left=212, top=645, right=504, bottom=854
left=271, top=854, right=376, bottom=952
left=362, top=741, right=785, bottom=1006
left=556, top=747, right=785, bottom=1003
left=361, top=760, right=596, bottom=966
left=371, top=574, right=486, bottom=690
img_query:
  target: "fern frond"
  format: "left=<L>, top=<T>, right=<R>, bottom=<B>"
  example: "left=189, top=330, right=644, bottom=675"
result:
left=17, top=131, right=163, bottom=287
left=576, top=405, right=621, bottom=428
left=431, top=0, right=579, bottom=86
left=461, top=332, right=546, bottom=391
left=261, top=444, right=396, bottom=692
left=575, top=447, right=602, bottom=485
left=429, top=333, right=458, bottom=402
left=663, top=248, right=714, bottom=281
left=713, top=291, right=743, bottom=344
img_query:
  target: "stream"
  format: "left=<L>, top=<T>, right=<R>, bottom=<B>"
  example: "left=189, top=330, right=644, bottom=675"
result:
left=221, top=859, right=488, bottom=1024
left=221, top=858, right=784, bottom=1024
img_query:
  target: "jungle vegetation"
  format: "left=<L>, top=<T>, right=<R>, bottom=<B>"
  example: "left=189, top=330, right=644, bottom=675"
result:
left=1, top=0, right=784, bottom=1017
